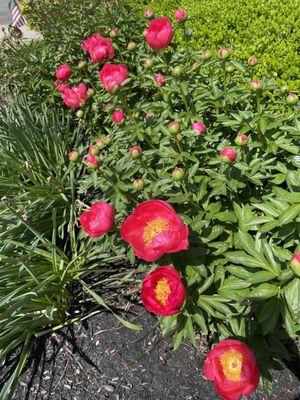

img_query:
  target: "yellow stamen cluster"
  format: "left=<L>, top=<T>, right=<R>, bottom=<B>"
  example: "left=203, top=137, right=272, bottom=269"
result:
left=154, top=277, right=171, bottom=306
left=143, top=217, right=169, bottom=246
left=219, top=349, right=243, bottom=382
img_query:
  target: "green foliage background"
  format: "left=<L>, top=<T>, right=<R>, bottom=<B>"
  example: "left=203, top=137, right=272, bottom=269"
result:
left=127, top=0, right=300, bottom=88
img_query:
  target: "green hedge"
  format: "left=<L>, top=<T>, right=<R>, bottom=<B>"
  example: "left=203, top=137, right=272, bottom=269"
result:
left=128, top=0, right=300, bottom=88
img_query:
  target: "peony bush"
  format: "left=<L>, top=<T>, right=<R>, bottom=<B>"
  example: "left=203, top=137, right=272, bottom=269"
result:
left=50, top=3, right=299, bottom=398
left=1, top=1, right=299, bottom=398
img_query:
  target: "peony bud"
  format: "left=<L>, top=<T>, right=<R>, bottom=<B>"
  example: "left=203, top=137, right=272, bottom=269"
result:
left=97, top=138, right=104, bottom=148
left=155, top=73, right=165, bottom=86
left=144, top=8, right=153, bottom=18
left=171, top=66, right=183, bottom=77
left=110, top=29, right=118, bottom=38
left=174, top=9, right=187, bottom=22
left=127, top=41, right=136, bottom=51
left=235, top=133, right=248, bottom=146
left=113, top=109, right=125, bottom=124
left=290, top=252, right=300, bottom=277
left=192, top=122, right=206, bottom=135
left=280, top=85, right=289, bottom=94
left=249, top=79, right=263, bottom=92
left=168, top=121, right=180, bottom=134
left=144, top=59, right=154, bottom=70
left=89, top=145, right=100, bottom=156
left=192, top=61, right=200, bottom=70
left=220, top=146, right=237, bottom=163
left=248, top=56, right=257, bottom=66
left=201, top=49, right=211, bottom=61
left=86, top=154, right=99, bottom=169
left=130, top=146, right=142, bottom=159
left=68, top=150, right=79, bottom=162
left=286, top=93, right=298, bottom=106
left=172, top=167, right=184, bottom=181
left=103, top=103, right=113, bottom=112
left=225, top=64, right=234, bottom=74
left=104, top=136, right=111, bottom=145
left=76, top=110, right=84, bottom=118
left=132, top=178, right=144, bottom=191
left=78, top=61, right=87, bottom=69
left=176, top=133, right=183, bottom=142
left=219, top=47, right=231, bottom=60
left=87, top=88, right=94, bottom=97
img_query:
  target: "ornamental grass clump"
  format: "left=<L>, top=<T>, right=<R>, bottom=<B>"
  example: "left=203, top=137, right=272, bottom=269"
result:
left=0, top=0, right=299, bottom=398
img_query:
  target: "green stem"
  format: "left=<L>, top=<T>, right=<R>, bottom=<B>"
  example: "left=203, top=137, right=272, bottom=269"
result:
left=179, top=82, right=191, bottom=120
left=140, top=158, right=158, bottom=180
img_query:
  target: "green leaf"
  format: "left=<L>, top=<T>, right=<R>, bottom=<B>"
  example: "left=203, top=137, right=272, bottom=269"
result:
left=285, top=278, right=300, bottom=323
left=249, top=283, right=278, bottom=300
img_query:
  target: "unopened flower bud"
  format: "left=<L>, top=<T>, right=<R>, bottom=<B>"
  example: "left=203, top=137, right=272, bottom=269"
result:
left=127, top=41, right=136, bottom=51
left=174, top=9, right=187, bottom=22
left=172, top=167, right=184, bottom=181
left=86, top=154, right=99, bottom=169
left=201, top=49, right=211, bottom=61
left=76, top=110, right=84, bottom=118
left=176, top=133, right=183, bottom=142
left=219, top=47, right=231, bottom=60
left=286, top=93, right=298, bottom=105
left=225, top=64, right=234, bottom=74
left=290, top=252, right=300, bottom=277
left=155, top=73, right=165, bottom=86
left=68, top=150, right=79, bottom=162
left=192, top=122, right=206, bottom=135
left=89, top=145, right=100, bottom=156
left=280, top=85, right=289, bottom=94
left=144, top=8, right=153, bottom=18
left=168, top=121, right=180, bottom=134
left=97, top=138, right=104, bottom=148
left=144, top=59, right=154, bottom=70
left=235, top=133, right=248, bottom=146
left=103, top=103, right=112, bottom=112
left=87, top=88, right=94, bottom=97
left=248, top=56, right=257, bottom=66
left=78, top=61, right=87, bottom=69
left=249, top=79, right=263, bottom=92
left=104, top=136, right=111, bottom=145
left=171, top=66, right=183, bottom=77
left=110, top=29, right=118, bottom=38
left=220, top=146, right=237, bottom=163
left=132, top=178, right=144, bottom=191
left=130, top=146, right=142, bottom=159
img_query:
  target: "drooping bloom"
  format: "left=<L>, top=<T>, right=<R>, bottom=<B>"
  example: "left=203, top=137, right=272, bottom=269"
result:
left=141, top=265, right=186, bottom=316
left=220, top=147, right=237, bottom=163
left=155, top=73, right=165, bottom=86
left=204, top=339, right=259, bottom=400
left=99, top=63, right=128, bottom=93
left=120, top=200, right=189, bottom=262
left=112, top=109, right=125, bottom=124
left=82, top=33, right=115, bottom=63
left=62, top=83, right=88, bottom=108
left=145, top=18, right=173, bottom=50
left=79, top=202, right=114, bottom=238
left=55, top=64, right=72, bottom=81
left=174, top=9, right=187, bottom=22
left=192, top=122, right=206, bottom=134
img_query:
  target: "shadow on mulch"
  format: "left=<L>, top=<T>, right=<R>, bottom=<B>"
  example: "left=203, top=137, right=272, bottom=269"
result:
left=5, top=307, right=300, bottom=400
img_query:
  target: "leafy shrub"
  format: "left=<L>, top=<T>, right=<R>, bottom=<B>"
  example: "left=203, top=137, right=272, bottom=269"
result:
left=1, top=0, right=300, bottom=398
left=126, top=0, right=300, bottom=88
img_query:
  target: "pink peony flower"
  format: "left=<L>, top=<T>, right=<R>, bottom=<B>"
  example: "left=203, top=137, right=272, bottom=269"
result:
left=145, top=18, right=173, bottom=50
left=55, top=64, right=72, bottom=81
left=155, top=73, right=165, bottom=86
left=192, top=122, right=206, bottom=134
left=113, top=109, right=125, bottom=124
left=99, top=63, right=128, bottom=93
left=174, top=9, right=187, bottom=22
left=82, top=34, right=115, bottom=63
left=62, top=83, right=88, bottom=108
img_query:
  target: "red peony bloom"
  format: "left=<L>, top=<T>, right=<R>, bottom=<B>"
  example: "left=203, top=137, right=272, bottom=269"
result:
left=145, top=18, right=173, bottom=50
left=141, top=265, right=186, bottom=316
left=99, top=63, right=128, bottom=93
left=204, top=339, right=259, bottom=400
left=62, top=83, right=88, bottom=108
left=112, top=108, right=125, bottom=124
left=120, top=200, right=189, bottom=262
left=79, top=202, right=114, bottom=238
left=55, top=64, right=72, bottom=81
left=82, top=33, right=115, bottom=63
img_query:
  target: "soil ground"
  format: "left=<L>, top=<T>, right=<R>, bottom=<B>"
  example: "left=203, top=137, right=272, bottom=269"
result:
left=6, top=306, right=300, bottom=400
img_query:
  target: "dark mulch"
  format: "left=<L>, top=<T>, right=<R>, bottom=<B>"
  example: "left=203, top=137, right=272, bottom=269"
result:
left=6, top=307, right=300, bottom=400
